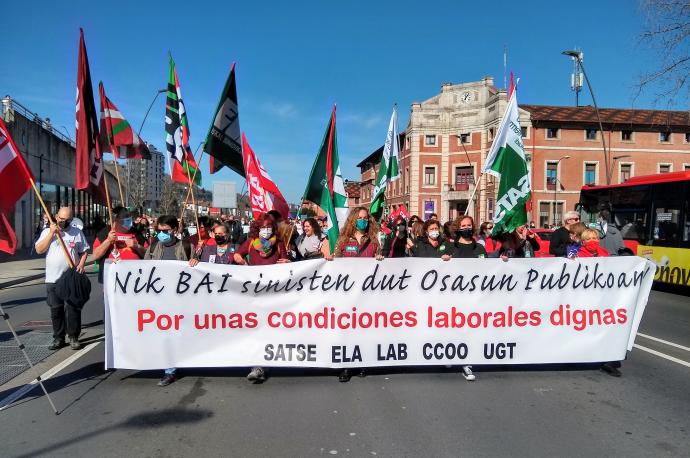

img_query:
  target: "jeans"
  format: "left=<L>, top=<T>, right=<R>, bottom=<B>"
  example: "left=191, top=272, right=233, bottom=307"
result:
left=46, top=283, right=82, bottom=340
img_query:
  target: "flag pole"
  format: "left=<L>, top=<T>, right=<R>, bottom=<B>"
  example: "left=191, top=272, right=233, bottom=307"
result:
left=111, top=152, right=125, bottom=205
left=102, top=166, right=115, bottom=225
left=464, top=172, right=484, bottom=217
left=28, top=178, right=75, bottom=269
left=178, top=143, right=204, bottom=227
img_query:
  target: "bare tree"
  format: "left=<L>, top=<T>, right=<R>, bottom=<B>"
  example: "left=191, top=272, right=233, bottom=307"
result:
left=636, top=0, right=690, bottom=104
left=159, top=175, right=181, bottom=216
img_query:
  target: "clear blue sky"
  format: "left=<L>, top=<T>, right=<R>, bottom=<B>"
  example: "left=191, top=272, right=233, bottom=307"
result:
left=1, top=0, right=674, bottom=202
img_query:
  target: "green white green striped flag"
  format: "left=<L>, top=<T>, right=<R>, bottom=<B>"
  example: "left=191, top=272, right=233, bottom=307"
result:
left=483, top=80, right=530, bottom=236
left=302, top=106, right=348, bottom=251
left=369, top=105, right=400, bottom=221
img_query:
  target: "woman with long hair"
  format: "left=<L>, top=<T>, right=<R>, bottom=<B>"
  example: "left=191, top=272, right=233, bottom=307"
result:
left=334, top=207, right=382, bottom=382
left=334, top=207, right=382, bottom=258
left=477, top=221, right=497, bottom=253
left=295, top=217, right=331, bottom=260
left=495, top=224, right=540, bottom=259
left=233, top=213, right=289, bottom=384
left=452, top=216, right=487, bottom=259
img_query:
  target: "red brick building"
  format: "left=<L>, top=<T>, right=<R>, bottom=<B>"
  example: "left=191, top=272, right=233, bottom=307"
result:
left=354, top=77, right=690, bottom=226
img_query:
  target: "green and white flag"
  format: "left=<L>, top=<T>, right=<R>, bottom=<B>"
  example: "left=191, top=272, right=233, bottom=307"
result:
left=369, top=105, right=400, bottom=221
left=483, top=80, right=530, bottom=236
left=302, top=106, right=348, bottom=251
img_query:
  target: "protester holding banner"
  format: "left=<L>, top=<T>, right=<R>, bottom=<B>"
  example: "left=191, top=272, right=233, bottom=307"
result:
left=452, top=216, right=487, bottom=259
left=34, top=207, right=90, bottom=351
left=295, top=217, right=331, bottom=260
left=232, top=213, right=289, bottom=384
left=92, top=206, right=146, bottom=283
left=334, top=207, right=382, bottom=259
left=189, top=222, right=235, bottom=266
left=406, top=219, right=424, bottom=252
left=577, top=228, right=610, bottom=257
left=409, top=219, right=453, bottom=259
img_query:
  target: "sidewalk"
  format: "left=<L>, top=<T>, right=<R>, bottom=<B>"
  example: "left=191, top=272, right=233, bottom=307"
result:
left=0, top=258, right=46, bottom=288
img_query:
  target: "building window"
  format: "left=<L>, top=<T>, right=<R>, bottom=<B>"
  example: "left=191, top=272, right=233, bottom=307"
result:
left=424, top=166, right=436, bottom=186
left=459, top=133, right=470, bottom=144
left=546, top=162, right=558, bottom=190
left=424, top=135, right=436, bottom=146
left=585, top=128, right=598, bottom=140
left=685, top=132, right=690, bottom=143
left=584, top=163, right=597, bottom=185
left=621, top=130, right=633, bottom=141
left=454, top=166, right=474, bottom=190
left=659, top=164, right=671, bottom=173
left=620, top=164, right=632, bottom=183
left=546, top=128, right=559, bottom=139
left=488, top=127, right=495, bottom=140
left=685, top=164, right=690, bottom=171
left=521, top=127, right=528, bottom=138
left=659, top=132, right=672, bottom=143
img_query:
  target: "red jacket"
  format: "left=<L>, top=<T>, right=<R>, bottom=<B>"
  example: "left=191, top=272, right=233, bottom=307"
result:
left=577, top=241, right=609, bottom=257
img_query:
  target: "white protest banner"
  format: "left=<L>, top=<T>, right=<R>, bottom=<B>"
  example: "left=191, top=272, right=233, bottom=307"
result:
left=104, top=257, right=655, bottom=370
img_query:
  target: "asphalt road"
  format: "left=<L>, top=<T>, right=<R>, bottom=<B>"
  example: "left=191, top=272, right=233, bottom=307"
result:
left=0, top=273, right=688, bottom=458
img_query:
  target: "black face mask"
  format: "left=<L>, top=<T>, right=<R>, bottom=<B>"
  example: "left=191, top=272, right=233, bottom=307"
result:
left=215, top=235, right=228, bottom=244
left=458, top=228, right=474, bottom=240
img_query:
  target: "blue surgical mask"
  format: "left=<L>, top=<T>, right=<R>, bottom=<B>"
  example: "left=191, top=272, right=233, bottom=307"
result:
left=121, top=217, right=133, bottom=230
left=157, top=231, right=172, bottom=243
left=355, top=218, right=369, bottom=231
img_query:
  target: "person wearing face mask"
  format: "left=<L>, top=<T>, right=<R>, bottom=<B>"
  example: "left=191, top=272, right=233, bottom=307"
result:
left=333, top=207, right=383, bottom=382
left=409, top=220, right=453, bottom=258
left=233, top=213, right=289, bottom=384
left=477, top=221, right=497, bottom=253
left=382, top=217, right=408, bottom=258
left=92, top=206, right=147, bottom=284
left=142, top=215, right=193, bottom=387
left=451, top=216, right=487, bottom=259
left=596, top=210, right=625, bottom=256
left=189, top=222, right=236, bottom=266
left=34, top=207, right=90, bottom=350
left=577, top=228, right=610, bottom=257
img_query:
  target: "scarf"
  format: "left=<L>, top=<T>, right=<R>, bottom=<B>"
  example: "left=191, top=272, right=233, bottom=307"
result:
left=251, top=235, right=277, bottom=257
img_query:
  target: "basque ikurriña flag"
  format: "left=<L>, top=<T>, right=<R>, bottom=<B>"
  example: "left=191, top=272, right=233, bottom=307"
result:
left=75, top=28, right=107, bottom=204
left=302, top=106, right=348, bottom=251
left=0, top=118, right=34, bottom=254
left=165, top=54, right=201, bottom=185
left=204, top=62, right=243, bottom=176
left=483, top=73, right=531, bottom=236
left=99, top=82, right=151, bottom=160
left=242, top=133, right=289, bottom=220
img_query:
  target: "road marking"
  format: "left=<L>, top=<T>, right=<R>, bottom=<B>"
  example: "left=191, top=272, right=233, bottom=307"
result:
left=0, top=340, right=101, bottom=411
left=633, top=344, right=690, bottom=369
left=636, top=332, right=690, bottom=352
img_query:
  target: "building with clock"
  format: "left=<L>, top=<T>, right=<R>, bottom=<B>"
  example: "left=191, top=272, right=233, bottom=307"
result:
left=356, top=76, right=690, bottom=226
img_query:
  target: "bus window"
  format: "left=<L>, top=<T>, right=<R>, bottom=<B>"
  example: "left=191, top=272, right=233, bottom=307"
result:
left=652, top=182, right=684, bottom=248
left=617, top=211, right=649, bottom=243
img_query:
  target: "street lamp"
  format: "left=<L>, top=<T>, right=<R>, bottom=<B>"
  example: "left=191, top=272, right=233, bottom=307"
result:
left=553, top=155, right=570, bottom=226
left=612, top=155, right=631, bottom=183
left=561, top=50, right=610, bottom=185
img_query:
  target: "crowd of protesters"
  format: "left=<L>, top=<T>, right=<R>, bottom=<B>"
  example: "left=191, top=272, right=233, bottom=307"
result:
left=34, top=204, right=628, bottom=388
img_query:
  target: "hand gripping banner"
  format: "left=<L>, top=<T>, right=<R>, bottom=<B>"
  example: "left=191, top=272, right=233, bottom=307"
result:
left=104, top=257, right=655, bottom=370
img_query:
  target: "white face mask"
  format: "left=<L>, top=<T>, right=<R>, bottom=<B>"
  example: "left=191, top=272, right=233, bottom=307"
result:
left=259, top=228, right=273, bottom=239
left=428, top=230, right=440, bottom=240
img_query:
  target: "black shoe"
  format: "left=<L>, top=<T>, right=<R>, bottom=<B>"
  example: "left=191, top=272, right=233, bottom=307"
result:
left=68, top=337, right=83, bottom=350
left=48, top=339, right=65, bottom=351
left=339, top=369, right=351, bottom=382
left=601, top=362, right=622, bottom=377
left=357, top=369, right=366, bottom=378
left=158, top=373, right=177, bottom=386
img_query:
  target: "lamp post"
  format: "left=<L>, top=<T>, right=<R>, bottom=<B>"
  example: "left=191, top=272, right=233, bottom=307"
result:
left=553, top=155, right=570, bottom=226
left=125, top=88, right=167, bottom=207
left=612, top=154, right=631, bottom=183
left=561, top=50, right=610, bottom=185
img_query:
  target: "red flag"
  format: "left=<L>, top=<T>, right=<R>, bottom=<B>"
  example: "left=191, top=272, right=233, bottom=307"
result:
left=242, top=133, right=289, bottom=220
left=99, top=82, right=151, bottom=160
left=75, top=28, right=106, bottom=204
left=0, top=118, right=33, bottom=254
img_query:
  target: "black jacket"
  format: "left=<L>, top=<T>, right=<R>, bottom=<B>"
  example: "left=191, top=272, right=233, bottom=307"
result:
left=382, top=234, right=408, bottom=258
left=409, top=238, right=452, bottom=258
left=549, top=226, right=570, bottom=257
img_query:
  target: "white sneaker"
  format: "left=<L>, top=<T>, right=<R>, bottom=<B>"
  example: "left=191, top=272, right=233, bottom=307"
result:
left=247, top=366, right=266, bottom=383
left=461, top=365, right=476, bottom=381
